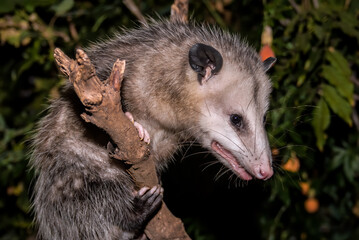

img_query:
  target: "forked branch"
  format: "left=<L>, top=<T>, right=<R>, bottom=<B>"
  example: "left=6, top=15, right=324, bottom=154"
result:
left=54, top=48, right=190, bottom=239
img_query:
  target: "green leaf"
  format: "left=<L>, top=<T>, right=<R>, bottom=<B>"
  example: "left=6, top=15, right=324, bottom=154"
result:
left=0, top=0, right=15, bottom=13
left=313, top=25, right=325, bottom=41
left=0, top=114, right=6, bottom=131
left=322, top=65, right=354, bottom=102
left=312, top=98, right=330, bottom=151
left=322, top=84, right=352, bottom=126
left=336, top=12, right=359, bottom=40
left=326, top=50, right=351, bottom=78
left=51, top=0, right=74, bottom=16
left=296, top=74, right=306, bottom=87
left=92, top=15, right=107, bottom=33
left=344, top=157, right=355, bottom=183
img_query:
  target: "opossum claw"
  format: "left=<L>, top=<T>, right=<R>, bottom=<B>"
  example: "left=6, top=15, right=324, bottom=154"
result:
left=133, top=185, right=163, bottom=225
left=125, top=112, right=151, bottom=144
left=136, top=185, right=163, bottom=207
left=125, top=112, right=135, bottom=123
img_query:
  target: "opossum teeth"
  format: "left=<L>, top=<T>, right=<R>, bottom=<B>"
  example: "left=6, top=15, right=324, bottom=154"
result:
left=211, top=141, right=253, bottom=181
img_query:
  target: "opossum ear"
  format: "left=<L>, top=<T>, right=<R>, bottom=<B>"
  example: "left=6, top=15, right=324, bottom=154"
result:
left=263, top=57, right=276, bottom=72
left=189, top=43, right=223, bottom=84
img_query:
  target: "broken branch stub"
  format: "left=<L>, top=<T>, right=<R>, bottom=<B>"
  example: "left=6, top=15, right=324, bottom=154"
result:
left=54, top=48, right=148, bottom=164
left=170, top=0, right=189, bottom=23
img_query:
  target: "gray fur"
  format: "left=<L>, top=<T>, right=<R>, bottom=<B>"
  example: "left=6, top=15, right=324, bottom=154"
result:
left=30, top=19, right=272, bottom=239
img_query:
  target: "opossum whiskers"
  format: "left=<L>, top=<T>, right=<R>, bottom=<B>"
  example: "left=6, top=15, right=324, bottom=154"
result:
left=232, top=173, right=250, bottom=188
left=189, top=104, right=212, bottom=119
left=268, top=148, right=309, bottom=187
left=226, top=170, right=251, bottom=188
left=258, top=146, right=266, bottom=161
left=213, top=165, right=232, bottom=182
left=245, top=93, right=255, bottom=112
left=207, top=127, right=246, bottom=155
left=204, top=99, right=212, bottom=118
left=178, top=149, right=212, bottom=162
left=176, top=126, right=202, bottom=145
left=271, top=160, right=285, bottom=175
left=266, top=105, right=317, bottom=136
left=265, top=104, right=315, bottom=150
left=267, top=124, right=315, bottom=159
left=228, top=172, right=240, bottom=188
left=238, top=134, right=253, bottom=157
left=266, top=122, right=304, bottom=142
left=176, top=128, right=209, bottom=163
left=241, top=96, right=256, bottom=157
left=275, top=144, right=315, bottom=152
left=201, top=159, right=222, bottom=173
left=254, top=107, right=257, bottom=154
left=266, top=104, right=317, bottom=120
left=266, top=104, right=317, bottom=114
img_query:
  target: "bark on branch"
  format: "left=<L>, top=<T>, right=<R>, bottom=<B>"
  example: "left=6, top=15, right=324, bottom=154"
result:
left=53, top=48, right=190, bottom=239
left=52, top=1, right=191, bottom=238
left=171, top=0, right=189, bottom=23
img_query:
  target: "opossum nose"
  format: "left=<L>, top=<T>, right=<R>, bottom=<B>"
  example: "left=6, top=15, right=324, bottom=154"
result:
left=254, top=165, right=273, bottom=180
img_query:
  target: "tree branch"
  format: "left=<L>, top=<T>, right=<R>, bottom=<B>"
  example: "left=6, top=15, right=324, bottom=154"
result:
left=54, top=48, right=190, bottom=239
left=123, top=0, right=147, bottom=24
left=289, top=0, right=301, bottom=13
left=171, top=0, right=189, bottom=23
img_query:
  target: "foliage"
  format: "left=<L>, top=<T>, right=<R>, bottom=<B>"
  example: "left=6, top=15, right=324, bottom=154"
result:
left=263, top=0, right=359, bottom=239
left=0, top=0, right=358, bottom=239
left=0, top=1, right=174, bottom=239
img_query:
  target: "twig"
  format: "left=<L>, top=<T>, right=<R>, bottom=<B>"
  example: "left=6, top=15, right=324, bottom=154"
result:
left=171, top=0, right=189, bottom=23
left=268, top=205, right=288, bottom=240
left=353, top=108, right=359, bottom=132
left=123, top=0, right=146, bottom=23
left=289, top=0, right=301, bottom=13
left=312, top=0, right=319, bottom=9
left=351, top=74, right=359, bottom=87
left=202, top=0, right=226, bottom=28
left=344, top=0, right=351, bottom=10
left=67, top=16, right=79, bottom=41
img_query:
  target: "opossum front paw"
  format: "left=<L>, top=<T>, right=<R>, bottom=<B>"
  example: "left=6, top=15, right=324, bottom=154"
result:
left=125, top=112, right=150, bottom=144
left=134, top=185, right=163, bottom=221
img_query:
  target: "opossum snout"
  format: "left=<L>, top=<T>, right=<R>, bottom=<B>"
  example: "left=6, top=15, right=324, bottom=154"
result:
left=252, top=164, right=273, bottom=180
left=249, top=151, right=273, bottom=180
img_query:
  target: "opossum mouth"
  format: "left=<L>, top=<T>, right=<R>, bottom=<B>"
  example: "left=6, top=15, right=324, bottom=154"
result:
left=211, top=141, right=253, bottom=181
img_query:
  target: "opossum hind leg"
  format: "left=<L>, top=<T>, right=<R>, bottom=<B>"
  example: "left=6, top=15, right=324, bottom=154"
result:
left=125, top=112, right=151, bottom=144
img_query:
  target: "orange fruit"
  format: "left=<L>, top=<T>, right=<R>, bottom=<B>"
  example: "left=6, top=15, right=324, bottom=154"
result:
left=259, top=44, right=275, bottom=62
left=282, top=156, right=300, bottom=172
left=305, top=197, right=319, bottom=213
left=300, top=182, right=310, bottom=195
left=352, top=201, right=359, bottom=218
left=271, top=148, right=279, bottom=156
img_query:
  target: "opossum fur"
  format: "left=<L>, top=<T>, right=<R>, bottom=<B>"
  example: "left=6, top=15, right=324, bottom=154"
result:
left=30, top=19, right=275, bottom=240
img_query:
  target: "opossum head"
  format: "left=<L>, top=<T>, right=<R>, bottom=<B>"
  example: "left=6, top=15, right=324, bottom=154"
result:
left=188, top=43, right=276, bottom=181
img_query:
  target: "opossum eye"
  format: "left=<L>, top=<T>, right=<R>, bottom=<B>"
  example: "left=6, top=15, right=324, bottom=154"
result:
left=263, top=114, right=267, bottom=124
left=230, top=114, right=243, bottom=128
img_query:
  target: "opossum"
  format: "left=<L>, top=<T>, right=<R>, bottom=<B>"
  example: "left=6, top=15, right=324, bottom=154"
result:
left=30, top=19, right=276, bottom=240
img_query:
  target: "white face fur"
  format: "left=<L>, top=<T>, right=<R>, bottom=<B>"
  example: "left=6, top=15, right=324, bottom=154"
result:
left=196, top=60, right=274, bottom=181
